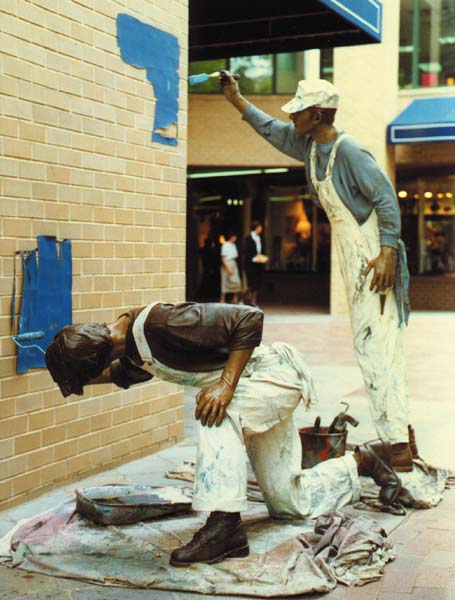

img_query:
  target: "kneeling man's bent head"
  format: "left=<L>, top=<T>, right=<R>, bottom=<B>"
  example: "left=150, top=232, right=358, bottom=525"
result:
left=45, top=323, right=112, bottom=397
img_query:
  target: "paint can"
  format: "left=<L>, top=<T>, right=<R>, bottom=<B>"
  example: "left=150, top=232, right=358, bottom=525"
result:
left=299, top=426, right=347, bottom=469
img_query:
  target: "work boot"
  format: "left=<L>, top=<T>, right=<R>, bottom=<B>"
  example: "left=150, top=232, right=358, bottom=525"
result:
left=391, top=442, right=413, bottom=472
left=170, top=511, right=249, bottom=567
left=355, top=440, right=402, bottom=505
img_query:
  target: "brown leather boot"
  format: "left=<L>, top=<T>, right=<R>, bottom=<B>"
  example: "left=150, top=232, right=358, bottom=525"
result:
left=391, top=442, right=413, bottom=472
left=356, top=440, right=402, bottom=505
left=170, top=511, right=249, bottom=567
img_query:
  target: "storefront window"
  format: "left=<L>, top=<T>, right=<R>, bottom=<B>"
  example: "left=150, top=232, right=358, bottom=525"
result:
left=397, top=174, right=455, bottom=274
left=230, top=55, right=274, bottom=93
left=189, top=58, right=228, bottom=93
left=399, top=0, right=455, bottom=89
left=189, top=49, right=334, bottom=94
left=266, top=188, right=330, bottom=273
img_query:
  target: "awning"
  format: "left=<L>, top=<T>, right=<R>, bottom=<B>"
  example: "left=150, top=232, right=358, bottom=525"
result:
left=189, top=0, right=382, bottom=61
left=388, top=97, right=455, bottom=144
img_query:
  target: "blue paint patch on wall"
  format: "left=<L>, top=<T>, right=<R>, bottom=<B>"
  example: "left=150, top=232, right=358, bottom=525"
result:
left=117, top=13, right=180, bottom=146
left=17, top=236, right=72, bottom=373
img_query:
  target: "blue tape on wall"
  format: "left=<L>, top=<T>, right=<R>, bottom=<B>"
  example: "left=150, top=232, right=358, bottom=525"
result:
left=117, top=13, right=180, bottom=147
left=17, top=236, right=72, bottom=374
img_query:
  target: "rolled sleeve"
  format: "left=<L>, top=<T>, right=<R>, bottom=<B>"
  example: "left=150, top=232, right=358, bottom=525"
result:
left=110, top=356, right=153, bottom=389
left=226, top=306, right=264, bottom=351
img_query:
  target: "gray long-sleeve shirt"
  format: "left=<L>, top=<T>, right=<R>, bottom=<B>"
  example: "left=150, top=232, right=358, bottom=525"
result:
left=243, top=104, right=401, bottom=249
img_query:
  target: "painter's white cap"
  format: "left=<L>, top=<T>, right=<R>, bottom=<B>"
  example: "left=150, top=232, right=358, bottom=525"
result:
left=281, top=79, right=340, bottom=113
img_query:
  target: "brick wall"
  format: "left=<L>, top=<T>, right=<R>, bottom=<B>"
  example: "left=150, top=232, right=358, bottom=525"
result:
left=0, top=0, right=188, bottom=509
left=409, top=276, right=455, bottom=311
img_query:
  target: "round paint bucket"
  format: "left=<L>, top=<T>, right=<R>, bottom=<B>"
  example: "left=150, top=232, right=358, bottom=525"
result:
left=299, top=426, right=347, bottom=469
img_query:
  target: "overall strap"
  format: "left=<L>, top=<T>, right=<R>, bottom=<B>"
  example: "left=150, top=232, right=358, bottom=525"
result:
left=325, top=133, right=348, bottom=178
left=132, top=302, right=159, bottom=361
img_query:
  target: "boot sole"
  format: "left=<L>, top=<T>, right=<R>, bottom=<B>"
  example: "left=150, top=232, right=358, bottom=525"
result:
left=169, top=543, right=250, bottom=568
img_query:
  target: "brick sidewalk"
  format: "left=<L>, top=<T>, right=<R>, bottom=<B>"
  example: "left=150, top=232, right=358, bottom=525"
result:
left=1, top=309, right=454, bottom=599
left=320, top=488, right=455, bottom=600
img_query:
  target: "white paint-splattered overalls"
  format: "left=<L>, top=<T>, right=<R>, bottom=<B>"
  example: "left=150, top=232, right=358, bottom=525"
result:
left=309, top=134, right=410, bottom=444
left=133, top=304, right=361, bottom=518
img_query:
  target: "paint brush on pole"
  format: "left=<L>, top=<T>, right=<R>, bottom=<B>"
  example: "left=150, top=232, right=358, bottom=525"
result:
left=188, top=71, right=240, bottom=86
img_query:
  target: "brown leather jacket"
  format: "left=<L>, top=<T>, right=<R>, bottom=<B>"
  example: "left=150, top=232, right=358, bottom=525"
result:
left=110, top=302, right=264, bottom=389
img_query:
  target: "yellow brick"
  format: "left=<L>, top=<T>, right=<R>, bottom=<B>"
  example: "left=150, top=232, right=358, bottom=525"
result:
left=41, top=460, right=67, bottom=484
left=54, top=439, right=78, bottom=461
left=79, top=293, right=101, bottom=309
left=71, top=22, right=94, bottom=45
left=19, top=122, right=46, bottom=143
left=1, top=376, right=29, bottom=399
left=93, top=277, right=113, bottom=292
left=0, top=157, right=18, bottom=178
left=92, top=243, right=113, bottom=258
left=29, top=409, right=54, bottom=431
left=71, top=169, right=95, bottom=187
left=102, top=292, right=122, bottom=308
left=78, top=397, right=101, bottom=418
left=15, top=431, right=41, bottom=454
left=13, top=470, right=41, bottom=496
left=2, top=415, right=28, bottom=437
left=55, top=404, right=78, bottom=424
left=57, top=185, right=82, bottom=204
left=115, top=209, right=134, bottom=225
left=67, top=417, right=91, bottom=439
left=58, top=222, right=83, bottom=240
left=70, top=205, right=93, bottom=222
left=42, top=424, right=67, bottom=445
left=17, top=199, right=45, bottom=218
left=58, top=148, right=82, bottom=168
left=45, top=202, right=70, bottom=221
left=0, top=438, right=14, bottom=460
left=32, top=105, right=59, bottom=127
left=4, top=138, right=32, bottom=159
left=28, top=446, right=54, bottom=470
left=90, top=412, right=111, bottom=431
left=78, top=432, right=101, bottom=453
left=47, top=165, right=71, bottom=184
left=83, top=223, right=105, bottom=240
left=125, top=228, right=145, bottom=242
left=0, top=356, right=16, bottom=378
left=0, top=480, right=13, bottom=503
left=112, top=406, right=132, bottom=425
left=29, top=370, right=54, bottom=393
left=33, top=143, right=59, bottom=163
left=0, top=117, right=19, bottom=137
left=33, top=182, right=58, bottom=201
left=32, top=220, right=58, bottom=238
left=0, top=399, right=15, bottom=419
left=114, top=244, right=134, bottom=258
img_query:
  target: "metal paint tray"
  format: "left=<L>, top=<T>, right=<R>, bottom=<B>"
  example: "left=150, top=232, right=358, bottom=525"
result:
left=75, top=485, right=193, bottom=526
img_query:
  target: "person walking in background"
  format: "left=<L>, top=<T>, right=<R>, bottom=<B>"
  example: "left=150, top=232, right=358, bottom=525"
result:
left=244, top=221, right=267, bottom=308
left=220, top=232, right=242, bottom=304
left=221, top=72, right=415, bottom=473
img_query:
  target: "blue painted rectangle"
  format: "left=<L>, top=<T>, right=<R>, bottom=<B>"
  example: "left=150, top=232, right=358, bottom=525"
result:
left=17, top=236, right=72, bottom=373
left=319, top=0, right=382, bottom=41
left=387, top=96, right=455, bottom=144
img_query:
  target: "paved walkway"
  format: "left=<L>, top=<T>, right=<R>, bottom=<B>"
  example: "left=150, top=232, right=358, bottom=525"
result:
left=1, top=309, right=454, bottom=599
